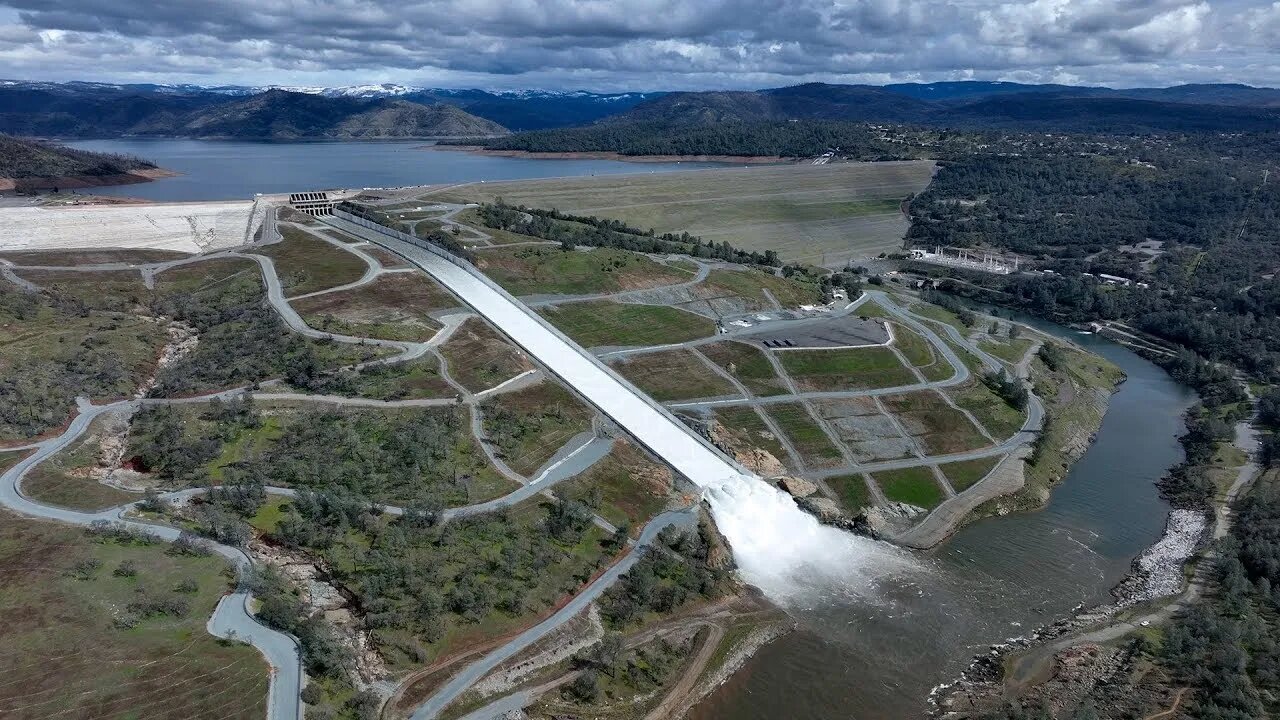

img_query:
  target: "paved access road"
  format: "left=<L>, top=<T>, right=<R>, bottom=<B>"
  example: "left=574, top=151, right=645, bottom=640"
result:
left=326, top=215, right=752, bottom=491
left=409, top=508, right=698, bottom=720
left=0, top=399, right=304, bottom=720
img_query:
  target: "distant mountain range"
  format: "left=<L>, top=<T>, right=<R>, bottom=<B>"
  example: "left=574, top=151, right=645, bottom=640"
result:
left=0, top=80, right=656, bottom=134
left=606, top=82, right=1280, bottom=132
left=0, top=84, right=510, bottom=139
left=1, top=79, right=1278, bottom=139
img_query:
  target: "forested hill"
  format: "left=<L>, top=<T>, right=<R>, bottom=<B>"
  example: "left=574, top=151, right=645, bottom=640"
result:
left=151, top=90, right=508, bottom=139
left=601, top=82, right=1280, bottom=133
left=458, top=120, right=922, bottom=159
left=0, top=134, right=156, bottom=183
left=0, top=86, right=508, bottom=139
left=904, top=130, right=1280, bottom=379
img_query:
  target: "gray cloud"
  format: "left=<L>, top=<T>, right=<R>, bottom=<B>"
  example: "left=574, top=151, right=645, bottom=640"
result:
left=0, top=0, right=1275, bottom=89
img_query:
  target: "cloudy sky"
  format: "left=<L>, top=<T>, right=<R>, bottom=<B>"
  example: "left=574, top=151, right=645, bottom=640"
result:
left=0, top=0, right=1277, bottom=90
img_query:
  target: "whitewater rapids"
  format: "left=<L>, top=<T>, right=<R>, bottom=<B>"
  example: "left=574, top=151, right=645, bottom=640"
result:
left=703, top=473, right=924, bottom=607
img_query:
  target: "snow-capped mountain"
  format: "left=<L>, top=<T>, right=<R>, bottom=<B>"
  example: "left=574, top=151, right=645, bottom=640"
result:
left=0, top=79, right=662, bottom=132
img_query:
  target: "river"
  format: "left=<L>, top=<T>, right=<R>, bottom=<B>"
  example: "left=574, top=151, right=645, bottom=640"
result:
left=691, top=318, right=1195, bottom=719
left=65, top=139, right=725, bottom=201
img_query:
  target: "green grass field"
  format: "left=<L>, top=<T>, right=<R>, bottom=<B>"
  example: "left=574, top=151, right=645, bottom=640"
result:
left=0, top=248, right=190, bottom=265
left=778, top=346, right=917, bottom=392
left=0, top=512, right=268, bottom=720
left=827, top=473, right=874, bottom=513
left=559, top=442, right=673, bottom=529
left=947, top=382, right=1027, bottom=441
left=12, top=269, right=151, bottom=312
left=880, top=391, right=991, bottom=455
left=764, top=403, right=844, bottom=468
left=481, top=381, right=595, bottom=477
left=21, top=414, right=138, bottom=511
left=710, top=406, right=792, bottom=468
left=440, top=317, right=533, bottom=393
left=611, top=349, right=736, bottom=402
left=430, top=162, right=935, bottom=266
left=892, top=321, right=954, bottom=381
left=699, top=341, right=790, bottom=396
left=873, top=466, right=946, bottom=509
left=294, top=271, right=454, bottom=342
left=539, top=301, right=716, bottom=347
left=979, top=336, right=1037, bottom=365
left=259, top=225, right=368, bottom=297
left=941, top=456, right=1002, bottom=492
left=699, top=268, right=822, bottom=310
left=475, top=246, right=688, bottom=296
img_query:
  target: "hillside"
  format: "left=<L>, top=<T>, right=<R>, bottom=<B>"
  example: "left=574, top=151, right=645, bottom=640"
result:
left=0, top=134, right=162, bottom=190
left=169, top=90, right=507, bottom=139
left=603, top=82, right=1280, bottom=132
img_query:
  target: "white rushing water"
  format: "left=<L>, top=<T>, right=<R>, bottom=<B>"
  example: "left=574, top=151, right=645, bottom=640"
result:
left=704, top=474, right=924, bottom=607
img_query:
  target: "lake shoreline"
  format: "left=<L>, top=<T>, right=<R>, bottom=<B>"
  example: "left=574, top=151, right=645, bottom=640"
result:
left=0, top=167, right=178, bottom=192
left=425, top=145, right=795, bottom=164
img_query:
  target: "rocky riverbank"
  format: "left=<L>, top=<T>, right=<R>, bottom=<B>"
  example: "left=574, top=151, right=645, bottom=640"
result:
left=931, top=507, right=1209, bottom=717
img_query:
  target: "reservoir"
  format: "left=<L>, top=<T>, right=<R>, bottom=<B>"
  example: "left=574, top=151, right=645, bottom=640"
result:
left=66, top=139, right=725, bottom=202
left=691, top=318, right=1195, bottom=719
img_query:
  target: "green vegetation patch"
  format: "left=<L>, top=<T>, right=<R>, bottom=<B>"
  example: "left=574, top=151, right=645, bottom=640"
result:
left=0, top=512, right=267, bottom=720
left=258, top=494, right=617, bottom=671
left=764, top=403, right=844, bottom=468
left=947, top=381, right=1026, bottom=441
left=611, top=349, right=736, bottom=402
left=699, top=341, right=790, bottom=397
left=699, top=268, right=822, bottom=310
left=872, top=466, right=946, bottom=509
left=892, top=321, right=953, bottom=381
left=881, top=391, right=991, bottom=455
left=259, top=225, right=368, bottom=298
left=0, top=280, right=167, bottom=441
left=710, top=406, right=793, bottom=470
left=940, top=456, right=1002, bottom=492
left=827, top=473, right=874, bottom=513
left=128, top=398, right=515, bottom=507
left=294, top=355, right=454, bottom=401
left=13, top=268, right=150, bottom=312
left=979, top=336, right=1036, bottom=365
left=293, top=271, right=454, bottom=342
left=439, top=317, right=532, bottom=393
left=21, top=413, right=137, bottom=511
left=540, top=300, right=716, bottom=348
left=476, top=246, right=687, bottom=296
left=481, top=381, right=595, bottom=477
left=0, top=248, right=189, bottom=266
left=151, top=258, right=383, bottom=396
left=777, top=346, right=916, bottom=392
left=559, top=442, right=673, bottom=529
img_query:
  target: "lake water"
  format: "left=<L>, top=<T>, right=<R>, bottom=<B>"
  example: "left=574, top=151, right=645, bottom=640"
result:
left=66, top=139, right=725, bottom=202
left=691, top=318, right=1194, bottom=719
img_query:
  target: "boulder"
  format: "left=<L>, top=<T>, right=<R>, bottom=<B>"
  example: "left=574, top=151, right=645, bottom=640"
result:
left=777, top=476, right=818, bottom=498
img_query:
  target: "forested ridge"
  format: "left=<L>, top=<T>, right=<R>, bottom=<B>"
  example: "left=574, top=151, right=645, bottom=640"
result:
left=476, top=202, right=782, bottom=266
left=0, top=134, right=155, bottom=178
left=449, top=120, right=918, bottom=159
left=904, top=131, right=1280, bottom=379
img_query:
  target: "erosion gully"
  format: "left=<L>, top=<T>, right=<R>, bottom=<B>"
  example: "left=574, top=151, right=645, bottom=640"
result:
left=690, top=315, right=1196, bottom=720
